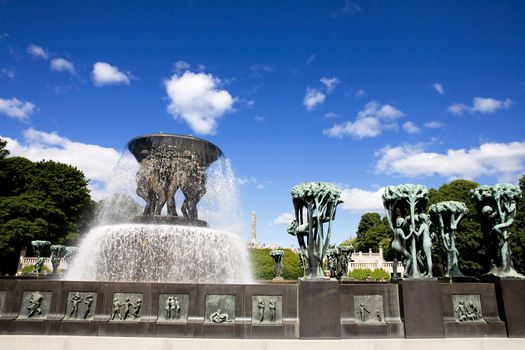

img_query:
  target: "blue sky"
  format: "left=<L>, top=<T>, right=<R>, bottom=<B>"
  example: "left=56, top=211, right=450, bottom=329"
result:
left=1, top=0, right=524, bottom=247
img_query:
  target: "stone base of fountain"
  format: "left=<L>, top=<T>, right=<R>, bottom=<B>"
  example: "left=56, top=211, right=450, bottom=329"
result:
left=132, top=216, right=208, bottom=227
left=0, top=279, right=519, bottom=339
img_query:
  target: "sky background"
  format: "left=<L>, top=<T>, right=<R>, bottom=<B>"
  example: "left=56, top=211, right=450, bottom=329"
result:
left=1, top=0, right=524, bottom=247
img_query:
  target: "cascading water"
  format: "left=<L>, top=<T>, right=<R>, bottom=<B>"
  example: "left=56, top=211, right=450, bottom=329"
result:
left=65, top=134, right=253, bottom=283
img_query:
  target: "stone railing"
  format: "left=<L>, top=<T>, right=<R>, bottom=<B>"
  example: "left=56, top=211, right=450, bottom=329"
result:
left=18, top=256, right=69, bottom=274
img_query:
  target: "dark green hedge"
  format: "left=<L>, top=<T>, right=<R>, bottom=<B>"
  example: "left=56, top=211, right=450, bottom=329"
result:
left=250, top=248, right=303, bottom=280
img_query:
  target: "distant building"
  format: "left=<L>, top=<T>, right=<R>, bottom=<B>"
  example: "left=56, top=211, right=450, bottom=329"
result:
left=349, top=247, right=403, bottom=274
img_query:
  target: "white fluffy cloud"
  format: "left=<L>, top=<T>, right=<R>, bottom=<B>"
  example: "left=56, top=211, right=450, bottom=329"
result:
left=174, top=60, right=190, bottom=72
left=375, top=141, right=525, bottom=182
left=303, top=88, right=326, bottom=110
left=448, top=97, right=513, bottom=115
left=323, top=101, right=404, bottom=138
left=26, top=44, right=48, bottom=60
left=164, top=71, right=234, bottom=135
left=320, top=77, right=339, bottom=93
left=424, top=121, right=445, bottom=129
left=1, top=67, right=16, bottom=79
left=339, top=187, right=385, bottom=213
left=273, top=212, right=295, bottom=225
left=402, top=121, right=420, bottom=134
left=0, top=97, right=36, bottom=121
left=354, top=89, right=366, bottom=99
left=432, top=82, right=445, bottom=95
left=303, top=76, right=339, bottom=110
left=92, top=62, right=130, bottom=86
left=50, top=58, right=75, bottom=74
left=2, top=129, right=121, bottom=200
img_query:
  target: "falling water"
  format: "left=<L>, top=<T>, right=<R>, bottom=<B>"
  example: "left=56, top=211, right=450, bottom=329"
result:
left=65, top=224, right=252, bottom=283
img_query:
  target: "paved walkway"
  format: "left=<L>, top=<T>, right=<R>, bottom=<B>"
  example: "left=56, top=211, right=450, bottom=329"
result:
left=1, top=335, right=525, bottom=350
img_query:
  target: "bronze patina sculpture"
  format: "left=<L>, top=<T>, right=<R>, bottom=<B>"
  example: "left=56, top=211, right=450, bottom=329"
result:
left=128, top=134, right=223, bottom=227
left=270, top=250, right=284, bottom=279
left=31, top=240, right=50, bottom=258
left=327, top=245, right=353, bottom=280
left=471, top=183, right=523, bottom=278
left=287, top=182, right=342, bottom=279
left=50, top=244, right=67, bottom=274
left=383, top=184, right=430, bottom=278
left=429, top=201, right=468, bottom=278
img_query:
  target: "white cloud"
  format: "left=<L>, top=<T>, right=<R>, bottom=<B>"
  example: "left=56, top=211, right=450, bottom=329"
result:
left=324, top=112, right=339, bottom=119
left=174, top=60, right=190, bottom=72
left=424, top=121, right=445, bottom=129
left=50, top=57, right=75, bottom=74
left=303, top=88, right=326, bottom=110
left=320, top=77, right=339, bottom=93
left=254, top=115, right=265, bottom=122
left=0, top=97, right=36, bottom=121
left=26, top=44, right=48, bottom=60
left=237, top=176, right=258, bottom=186
left=92, top=62, right=130, bottom=86
left=448, top=97, right=513, bottom=115
left=273, top=212, right=295, bottom=225
left=236, top=176, right=268, bottom=190
left=354, top=89, right=366, bottom=99
left=339, top=187, right=385, bottom=213
left=164, top=71, right=234, bottom=135
left=432, top=82, right=445, bottom=95
left=2, top=129, right=122, bottom=199
left=323, top=101, right=404, bottom=139
left=303, top=76, right=339, bottom=110
left=375, top=141, right=525, bottom=182
left=447, top=103, right=469, bottom=115
left=0, top=67, right=16, bottom=79
left=472, top=97, right=513, bottom=113
left=402, top=121, right=420, bottom=134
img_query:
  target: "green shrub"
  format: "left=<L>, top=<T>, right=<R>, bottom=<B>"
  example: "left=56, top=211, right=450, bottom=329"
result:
left=348, top=268, right=389, bottom=281
left=250, top=248, right=303, bottom=280
left=348, top=268, right=373, bottom=280
left=20, top=264, right=51, bottom=275
left=370, top=268, right=389, bottom=281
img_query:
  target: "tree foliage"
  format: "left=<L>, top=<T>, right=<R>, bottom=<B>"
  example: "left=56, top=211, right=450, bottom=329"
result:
left=353, top=213, right=392, bottom=260
left=0, top=138, right=9, bottom=160
left=0, top=151, right=93, bottom=275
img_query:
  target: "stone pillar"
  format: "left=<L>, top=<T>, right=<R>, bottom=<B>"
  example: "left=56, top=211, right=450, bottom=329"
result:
left=298, top=279, right=340, bottom=338
left=399, top=280, right=445, bottom=338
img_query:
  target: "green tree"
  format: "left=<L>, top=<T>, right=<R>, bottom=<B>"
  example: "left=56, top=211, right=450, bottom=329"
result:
left=353, top=213, right=392, bottom=259
left=0, top=154, right=92, bottom=275
left=427, top=179, right=484, bottom=276
left=0, top=138, right=9, bottom=160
